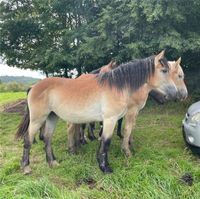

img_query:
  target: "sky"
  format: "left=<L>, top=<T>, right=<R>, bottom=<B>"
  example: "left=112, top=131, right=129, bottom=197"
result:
left=0, top=63, right=45, bottom=79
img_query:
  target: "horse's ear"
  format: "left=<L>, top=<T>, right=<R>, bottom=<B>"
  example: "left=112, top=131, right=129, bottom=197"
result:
left=110, top=60, right=117, bottom=69
left=158, top=50, right=165, bottom=58
left=155, top=50, right=165, bottom=66
left=107, top=60, right=113, bottom=69
left=176, top=57, right=181, bottom=66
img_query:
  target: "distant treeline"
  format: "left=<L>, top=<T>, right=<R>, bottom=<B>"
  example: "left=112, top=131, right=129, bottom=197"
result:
left=0, top=76, right=40, bottom=84
left=0, top=76, right=40, bottom=92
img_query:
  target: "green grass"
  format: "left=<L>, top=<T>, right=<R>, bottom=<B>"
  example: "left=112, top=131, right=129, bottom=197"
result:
left=0, top=92, right=200, bottom=198
left=0, top=92, right=26, bottom=106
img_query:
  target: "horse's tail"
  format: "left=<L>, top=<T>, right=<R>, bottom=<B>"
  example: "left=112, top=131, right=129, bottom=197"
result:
left=15, top=88, right=31, bottom=139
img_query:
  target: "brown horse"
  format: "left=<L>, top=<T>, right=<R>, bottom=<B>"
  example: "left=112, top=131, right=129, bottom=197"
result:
left=16, top=51, right=177, bottom=174
left=38, top=61, right=117, bottom=146
left=121, top=57, right=188, bottom=156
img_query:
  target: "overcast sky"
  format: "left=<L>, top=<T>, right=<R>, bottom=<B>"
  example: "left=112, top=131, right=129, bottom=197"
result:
left=0, top=63, right=45, bottom=79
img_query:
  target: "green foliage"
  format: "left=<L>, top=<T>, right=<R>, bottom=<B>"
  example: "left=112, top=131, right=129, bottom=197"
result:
left=1, top=0, right=200, bottom=77
left=0, top=83, right=28, bottom=93
left=0, top=76, right=39, bottom=93
left=1, top=92, right=200, bottom=198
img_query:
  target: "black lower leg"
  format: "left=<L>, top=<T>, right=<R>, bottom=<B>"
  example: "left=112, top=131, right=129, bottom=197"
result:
left=21, top=135, right=31, bottom=169
left=97, top=137, right=112, bottom=173
left=117, top=118, right=123, bottom=138
left=88, top=123, right=96, bottom=141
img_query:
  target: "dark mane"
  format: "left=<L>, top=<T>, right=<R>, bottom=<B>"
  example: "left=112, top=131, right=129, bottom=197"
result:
left=97, top=56, right=157, bottom=91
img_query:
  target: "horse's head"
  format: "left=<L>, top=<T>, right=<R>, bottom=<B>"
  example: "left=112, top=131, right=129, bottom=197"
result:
left=168, top=58, right=188, bottom=100
left=100, top=60, right=117, bottom=73
left=150, top=57, right=188, bottom=103
left=149, top=50, right=177, bottom=100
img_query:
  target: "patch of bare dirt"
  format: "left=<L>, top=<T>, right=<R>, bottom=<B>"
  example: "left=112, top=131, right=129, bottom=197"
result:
left=2, top=99, right=26, bottom=115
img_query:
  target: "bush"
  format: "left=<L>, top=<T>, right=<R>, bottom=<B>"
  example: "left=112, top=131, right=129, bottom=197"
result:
left=0, top=82, right=29, bottom=92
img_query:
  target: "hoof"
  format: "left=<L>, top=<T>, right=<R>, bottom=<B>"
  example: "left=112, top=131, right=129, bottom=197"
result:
left=23, top=166, right=32, bottom=175
left=49, top=160, right=59, bottom=168
left=100, top=165, right=113, bottom=173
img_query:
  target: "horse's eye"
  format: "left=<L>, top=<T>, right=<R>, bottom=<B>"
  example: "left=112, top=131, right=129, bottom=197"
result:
left=162, top=69, right=168, bottom=74
left=178, top=74, right=183, bottom=79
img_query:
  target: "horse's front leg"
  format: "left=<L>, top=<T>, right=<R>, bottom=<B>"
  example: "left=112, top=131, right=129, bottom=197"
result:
left=97, top=118, right=117, bottom=173
left=122, top=109, right=138, bottom=157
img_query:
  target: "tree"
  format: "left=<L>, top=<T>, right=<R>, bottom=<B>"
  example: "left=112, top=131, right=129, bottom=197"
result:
left=1, top=0, right=200, bottom=77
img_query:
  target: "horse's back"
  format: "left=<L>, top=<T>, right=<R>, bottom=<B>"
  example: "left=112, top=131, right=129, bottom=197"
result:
left=28, top=77, right=103, bottom=123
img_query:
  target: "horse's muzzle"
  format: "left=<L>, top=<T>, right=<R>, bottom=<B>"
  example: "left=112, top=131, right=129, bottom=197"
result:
left=165, top=85, right=177, bottom=100
left=177, top=89, right=188, bottom=101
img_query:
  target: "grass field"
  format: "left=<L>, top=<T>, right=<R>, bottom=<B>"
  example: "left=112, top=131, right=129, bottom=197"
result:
left=0, top=92, right=26, bottom=106
left=0, top=92, right=200, bottom=199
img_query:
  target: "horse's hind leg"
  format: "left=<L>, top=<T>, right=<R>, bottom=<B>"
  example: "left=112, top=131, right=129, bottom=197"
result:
left=97, top=118, right=117, bottom=173
left=42, top=113, right=58, bottom=167
left=22, top=120, right=45, bottom=174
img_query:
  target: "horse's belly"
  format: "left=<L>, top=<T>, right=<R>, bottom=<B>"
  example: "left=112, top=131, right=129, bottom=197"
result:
left=54, top=103, right=102, bottom=123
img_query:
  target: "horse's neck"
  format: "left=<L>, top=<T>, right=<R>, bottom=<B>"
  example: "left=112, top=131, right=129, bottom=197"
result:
left=127, top=84, right=151, bottom=110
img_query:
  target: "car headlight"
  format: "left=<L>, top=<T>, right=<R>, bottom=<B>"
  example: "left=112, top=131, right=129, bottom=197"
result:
left=191, top=112, right=200, bottom=123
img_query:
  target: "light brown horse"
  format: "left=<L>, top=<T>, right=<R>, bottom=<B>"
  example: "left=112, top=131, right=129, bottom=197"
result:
left=121, top=57, right=188, bottom=157
left=16, top=51, right=177, bottom=174
left=38, top=61, right=116, bottom=145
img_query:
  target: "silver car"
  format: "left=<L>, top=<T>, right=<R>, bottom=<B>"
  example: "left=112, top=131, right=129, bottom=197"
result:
left=182, top=101, right=200, bottom=155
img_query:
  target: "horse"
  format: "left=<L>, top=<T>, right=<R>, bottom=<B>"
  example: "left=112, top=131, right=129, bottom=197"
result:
left=38, top=60, right=117, bottom=146
left=115, top=57, right=188, bottom=141
left=119, top=57, right=188, bottom=156
left=16, top=50, right=177, bottom=174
